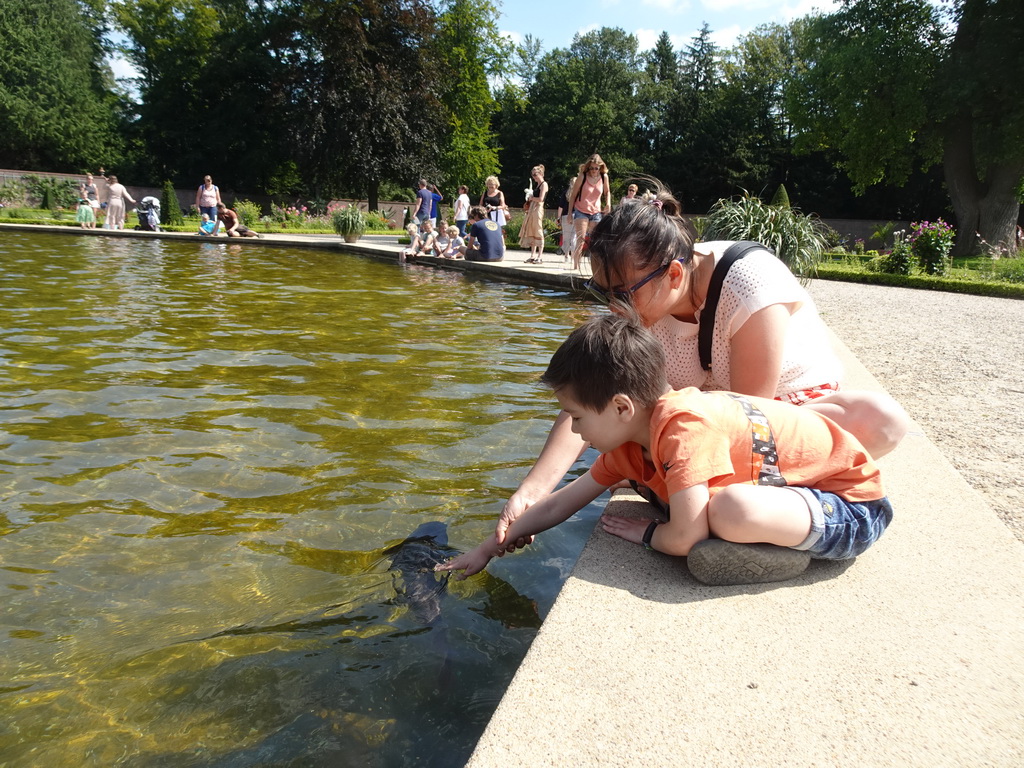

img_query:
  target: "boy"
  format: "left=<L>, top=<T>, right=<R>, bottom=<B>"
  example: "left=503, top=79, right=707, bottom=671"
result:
left=458, top=205, right=503, bottom=262
left=197, top=213, right=220, bottom=236
left=437, top=315, right=893, bottom=586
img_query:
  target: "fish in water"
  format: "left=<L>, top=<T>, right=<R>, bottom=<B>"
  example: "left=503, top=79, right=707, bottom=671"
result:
left=385, top=521, right=459, bottom=625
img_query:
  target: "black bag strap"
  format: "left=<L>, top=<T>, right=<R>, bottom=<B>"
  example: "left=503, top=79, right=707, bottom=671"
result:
left=699, top=241, right=769, bottom=371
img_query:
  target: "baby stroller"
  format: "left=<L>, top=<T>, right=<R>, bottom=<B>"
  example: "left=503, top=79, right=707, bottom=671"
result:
left=135, top=196, right=161, bottom=232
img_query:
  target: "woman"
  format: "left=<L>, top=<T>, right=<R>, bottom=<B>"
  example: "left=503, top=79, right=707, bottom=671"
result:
left=519, top=165, right=548, bottom=264
left=479, top=176, right=508, bottom=242
left=567, top=154, right=612, bottom=271
left=195, top=176, right=222, bottom=221
left=494, top=182, right=909, bottom=549
left=104, top=175, right=136, bottom=230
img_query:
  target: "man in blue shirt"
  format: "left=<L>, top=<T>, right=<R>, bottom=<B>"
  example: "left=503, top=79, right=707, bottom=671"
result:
left=429, top=183, right=443, bottom=229
left=459, top=206, right=504, bottom=262
left=412, top=179, right=432, bottom=230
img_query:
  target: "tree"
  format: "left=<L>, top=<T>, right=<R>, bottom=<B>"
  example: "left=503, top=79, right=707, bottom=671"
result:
left=433, top=0, right=508, bottom=192
left=788, top=0, right=1024, bottom=254
left=0, top=0, right=125, bottom=170
left=504, top=28, right=645, bottom=196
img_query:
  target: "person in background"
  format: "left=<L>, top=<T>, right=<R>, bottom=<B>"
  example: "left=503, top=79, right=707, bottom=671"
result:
left=556, top=186, right=575, bottom=261
left=198, top=213, right=220, bottom=236
left=412, top=179, right=432, bottom=231
left=104, top=175, right=136, bottom=230
left=454, top=185, right=471, bottom=237
left=216, top=202, right=259, bottom=237
left=80, top=174, right=100, bottom=220
left=459, top=205, right=503, bottom=262
left=195, top=176, right=222, bottom=221
left=567, top=154, right=612, bottom=271
left=76, top=198, right=95, bottom=229
left=520, top=165, right=548, bottom=264
left=620, top=183, right=639, bottom=206
left=445, top=225, right=465, bottom=258
left=479, top=176, right=508, bottom=243
left=429, top=183, right=443, bottom=230
left=432, top=223, right=451, bottom=258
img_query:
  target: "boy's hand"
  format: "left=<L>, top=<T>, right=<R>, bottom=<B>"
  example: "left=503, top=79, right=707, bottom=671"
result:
left=434, top=541, right=497, bottom=580
left=600, top=513, right=654, bottom=546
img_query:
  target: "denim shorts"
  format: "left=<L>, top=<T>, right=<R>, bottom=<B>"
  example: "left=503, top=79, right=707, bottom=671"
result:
left=789, top=487, right=893, bottom=560
left=573, top=211, right=602, bottom=223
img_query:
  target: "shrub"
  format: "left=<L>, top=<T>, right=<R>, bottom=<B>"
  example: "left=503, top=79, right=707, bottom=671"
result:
left=234, top=200, right=262, bottom=228
left=161, top=181, right=184, bottom=225
left=910, top=218, right=954, bottom=276
left=703, top=192, right=829, bottom=278
left=332, top=205, right=366, bottom=239
left=874, top=230, right=914, bottom=275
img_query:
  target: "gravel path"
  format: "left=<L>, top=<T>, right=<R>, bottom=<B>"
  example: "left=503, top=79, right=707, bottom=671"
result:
left=808, top=279, right=1024, bottom=543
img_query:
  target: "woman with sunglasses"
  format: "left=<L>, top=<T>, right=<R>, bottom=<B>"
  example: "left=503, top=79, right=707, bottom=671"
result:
left=495, top=183, right=908, bottom=551
left=566, top=154, right=612, bottom=271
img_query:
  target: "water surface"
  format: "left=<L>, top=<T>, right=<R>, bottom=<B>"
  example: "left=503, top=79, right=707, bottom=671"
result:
left=0, top=231, right=602, bottom=766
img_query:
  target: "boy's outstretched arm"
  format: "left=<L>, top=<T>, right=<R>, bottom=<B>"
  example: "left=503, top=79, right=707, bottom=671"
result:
left=438, top=471, right=609, bottom=579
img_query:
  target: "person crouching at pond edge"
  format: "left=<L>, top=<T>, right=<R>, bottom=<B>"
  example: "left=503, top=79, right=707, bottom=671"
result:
left=437, top=314, right=893, bottom=587
left=458, top=206, right=504, bottom=262
left=76, top=199, right=95, bottom=229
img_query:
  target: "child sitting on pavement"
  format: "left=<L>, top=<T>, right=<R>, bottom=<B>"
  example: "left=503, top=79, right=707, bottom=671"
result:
left=445, top=225, right=465, bottom=259
left=400, top=220, right=436, bottom=262
left=437, top=314, right=893, bottom=586
left=432, top=225, right=451, bottom=258
left=198, top=213, right=220, bottom=236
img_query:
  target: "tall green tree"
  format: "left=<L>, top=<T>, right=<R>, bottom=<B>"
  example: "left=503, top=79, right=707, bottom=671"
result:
left=433, top=0, right=508, bottom=192
left=788, top=0, right=1024, bottom=253
left=0, top=0, right=124, bottom=170
left=286, top=0, right=445, bottom=210
left=504, top=27, right=645, bottom=196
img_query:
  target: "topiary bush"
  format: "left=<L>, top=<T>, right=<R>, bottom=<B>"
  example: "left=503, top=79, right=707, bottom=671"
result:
left=703, top=192, right=830, bottom=278
left=161, top=181, right=184, bottom=225
left=770, top=183, right=790, bottom=208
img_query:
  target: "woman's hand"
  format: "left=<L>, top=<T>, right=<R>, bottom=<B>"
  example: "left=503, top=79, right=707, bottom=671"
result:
left=495, top=487, right=543, bottom=552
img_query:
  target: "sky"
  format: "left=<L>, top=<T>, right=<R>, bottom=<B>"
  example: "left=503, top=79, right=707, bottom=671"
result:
left=493, top=0, right=840, bottom=57
left=106, top=0, right=841, bottom=85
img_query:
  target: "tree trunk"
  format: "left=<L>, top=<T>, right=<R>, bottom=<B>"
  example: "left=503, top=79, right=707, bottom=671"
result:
left=943, top=111, right=982, bottom=257
left=978, top=160, right=1024, bottom=253
left=367, top=178, right=380, bottom=214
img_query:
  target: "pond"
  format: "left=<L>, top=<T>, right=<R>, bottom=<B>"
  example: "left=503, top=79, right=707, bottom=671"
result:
left=0, top=231, right=604, bottom=766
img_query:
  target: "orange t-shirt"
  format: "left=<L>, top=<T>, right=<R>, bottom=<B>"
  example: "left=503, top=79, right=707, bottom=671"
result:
left=591, top=388, right=884, bottom=502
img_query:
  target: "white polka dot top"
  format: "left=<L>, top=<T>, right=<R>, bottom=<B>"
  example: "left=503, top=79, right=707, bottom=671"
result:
left=649, top=241, right=843, bottom=396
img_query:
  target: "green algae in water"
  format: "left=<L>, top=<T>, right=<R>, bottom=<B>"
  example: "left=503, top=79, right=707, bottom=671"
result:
left=0, top=231, right=604, bottom=767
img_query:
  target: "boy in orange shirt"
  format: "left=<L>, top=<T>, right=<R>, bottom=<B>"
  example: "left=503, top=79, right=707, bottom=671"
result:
left=438, top=314, right=893, bottom=586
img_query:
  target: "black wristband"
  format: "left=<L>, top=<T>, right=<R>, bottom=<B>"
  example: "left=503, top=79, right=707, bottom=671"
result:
left=642, top=520, right=661, bottom=551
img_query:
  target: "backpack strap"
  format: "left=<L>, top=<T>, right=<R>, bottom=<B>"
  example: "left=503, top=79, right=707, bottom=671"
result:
left=698, top=241, right=769, bottom=372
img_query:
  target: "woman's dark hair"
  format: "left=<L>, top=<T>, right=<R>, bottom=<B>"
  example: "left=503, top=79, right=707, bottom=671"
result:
left=541, top=313, right=668, bottom=411
left=587, top=179, right=696, bottom=301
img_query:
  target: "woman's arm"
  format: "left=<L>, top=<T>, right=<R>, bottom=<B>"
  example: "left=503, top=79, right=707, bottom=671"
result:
left=195, top=187, right=202, bottom=208
left=602, top=174, right=612, bottom=212
left=728, top=303, right=796, bottom=398
left=216, top=186, right=223, bottom=205
left=495, top=410, right=589, bottom=547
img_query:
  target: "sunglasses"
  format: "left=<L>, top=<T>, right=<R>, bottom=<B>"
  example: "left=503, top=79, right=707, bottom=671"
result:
left=584, top=259, right=682, bottom=305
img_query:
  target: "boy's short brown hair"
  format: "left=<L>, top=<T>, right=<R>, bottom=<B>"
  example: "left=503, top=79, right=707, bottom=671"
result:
left=541, top=314, right=668, bottom=411
left=468, top=205, right=487, bottom=220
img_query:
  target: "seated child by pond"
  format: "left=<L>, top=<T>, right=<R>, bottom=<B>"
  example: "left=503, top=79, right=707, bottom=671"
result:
left=437, top=314, right=893, bottom=587
left=76, top=199, right=95, bottom=229
left=197, top=213, right=220, bottom=236
left=444, top=225, right=465, bottom=259
left=400, top=220, right=436, bottom=263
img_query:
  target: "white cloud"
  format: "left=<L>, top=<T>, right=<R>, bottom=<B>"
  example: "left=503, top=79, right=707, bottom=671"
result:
left=634, top=28, right=690, bottom=52
left=778, top=0, right=841, bottom=21
left=641, top=0, right=691, bottom=13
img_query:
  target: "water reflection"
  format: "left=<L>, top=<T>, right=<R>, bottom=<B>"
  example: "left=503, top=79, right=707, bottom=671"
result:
left=0, top=231, right=600, bottom=766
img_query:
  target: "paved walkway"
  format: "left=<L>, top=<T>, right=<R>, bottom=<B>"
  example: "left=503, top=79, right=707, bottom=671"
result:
left=8, top=223, right=1024, bottom=765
